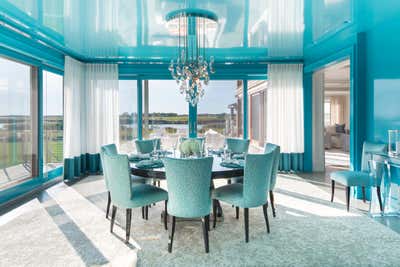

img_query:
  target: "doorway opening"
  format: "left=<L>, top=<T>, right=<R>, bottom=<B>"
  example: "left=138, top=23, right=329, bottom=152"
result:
left=313, top=59, right=350, bottom=173
left=323, top=60, right=350, bottom=171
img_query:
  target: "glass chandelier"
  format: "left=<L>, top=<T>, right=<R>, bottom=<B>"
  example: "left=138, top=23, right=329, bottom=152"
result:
left=166, top=9, right=218, bottom=106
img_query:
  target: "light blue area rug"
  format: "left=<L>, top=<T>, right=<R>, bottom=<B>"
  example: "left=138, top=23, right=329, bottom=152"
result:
left=130, top=177, right=400, bottom=267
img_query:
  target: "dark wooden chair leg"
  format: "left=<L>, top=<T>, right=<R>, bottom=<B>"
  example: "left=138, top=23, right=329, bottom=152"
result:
left=126, top=209, right=132, bottom=244
left=244, top=208, right=249, bottom=243
left=377, top=186, right=383, bottom=212
left=362, top=186, right=366, bottom=203
left=269, top=190, right=276, bottom=217
left=346, top=186, right=351, bottom=212
left=331, top=180, right=335, bottom=202
left=164, top=200, right=168, bottom=230
left=168, top=216, right=176, bottom=253
left=235, top=207, right=239, bottom=219
left=216, top=200, right=223, bottom=217
left=212, top=199, right=217, bottom=228
left=106, top=191, right=111, bottom=219
left=201, top=216, right=210, bottom=253
left=145, top=205, right=149, bottom=220
left=262, top=203, right=270, bottom=233
left=110, top=205, right=117, bottom=233
left=141, top=206, right=145, bottom=219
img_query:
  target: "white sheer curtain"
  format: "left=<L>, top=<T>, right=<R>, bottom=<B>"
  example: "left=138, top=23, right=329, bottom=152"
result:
left=267, top=0, right=304, bottom=57
left=85, top=63, right=119, bottom=154
left=64, top=57, right=87, bottom=159
left=266, top=64, right=304, bottom=153
left=64, top=56, right=119, bottom=159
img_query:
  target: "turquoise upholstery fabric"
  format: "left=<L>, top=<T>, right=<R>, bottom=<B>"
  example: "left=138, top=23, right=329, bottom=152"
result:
left=163, top=157, right=213, bottom=218
left=102, top=152, right=167, bottom=209
left=101, top=144, right=146, bottom=185
left=331, top=141, right=387, bottom=188
left=135, top=138, right=160, bottom=154
left=102, top=144, right=118, bottom=155
left=213, top=153, right=274, bottom=208
left=264, top=143, right=281, bottom=190
left=100, top=144, right=119, bottom=190
left=226, top=138, right=250, bottom=154
left=330, top=171, right=372, bottom=186
left=225, top=138, right=249, bottom=184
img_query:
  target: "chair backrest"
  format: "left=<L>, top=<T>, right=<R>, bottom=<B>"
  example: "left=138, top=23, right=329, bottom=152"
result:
left=361, top=142, right=387, bottom=172
left=264, top=143, right=281, bottom=190
left=101, top=152, right=133, bottom=208
left=135, top=138, right=160, bottom=154
left=163, top=157, right=213, bottom=218
left=100, top=144, right=118, bottom=190
left=226, top=138, right=250, bottom=154
left=243, top=153, right=274, bottom=207
left=101, top=144, right=118, bottom=155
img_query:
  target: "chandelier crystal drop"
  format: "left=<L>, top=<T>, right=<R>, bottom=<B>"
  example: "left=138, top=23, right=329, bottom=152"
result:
left=166, top=9, right=218, bottom=106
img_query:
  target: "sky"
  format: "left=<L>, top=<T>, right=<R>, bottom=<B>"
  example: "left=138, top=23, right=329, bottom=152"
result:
left=1, top=57, right=238, bottom=116
left=120, top=80, right=238, bottom=115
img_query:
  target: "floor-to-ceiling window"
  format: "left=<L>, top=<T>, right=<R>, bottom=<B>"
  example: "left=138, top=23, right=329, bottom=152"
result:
left=197, top=80, right=242, bottom=149
left=119, top=80, right=138, bottom=153
left=143, top=80, right=188, bottom=149
left=0, top=57, right=38, bottom=188
left=248, top=80, right=267, bottom=147
left=43, top=70, right=63, bottom=173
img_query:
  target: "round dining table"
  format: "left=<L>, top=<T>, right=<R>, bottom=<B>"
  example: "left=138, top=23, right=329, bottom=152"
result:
left=130, top=154, right=244, bottom=180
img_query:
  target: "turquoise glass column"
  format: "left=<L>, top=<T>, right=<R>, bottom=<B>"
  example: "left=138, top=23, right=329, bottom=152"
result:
left=137, top=79, right=143, bottom=140
left=189, top=102, right=197, bottom=138
left=243, top=80, right=248, bottom=139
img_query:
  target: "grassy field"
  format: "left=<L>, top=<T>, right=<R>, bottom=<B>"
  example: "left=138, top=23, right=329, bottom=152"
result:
left=0, top=141, right=63, bottom=169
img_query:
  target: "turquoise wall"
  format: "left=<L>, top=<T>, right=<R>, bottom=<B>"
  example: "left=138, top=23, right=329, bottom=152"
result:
left=304, top=0, right=400, bottom=171
left=362, top=2, right=400, bottom=143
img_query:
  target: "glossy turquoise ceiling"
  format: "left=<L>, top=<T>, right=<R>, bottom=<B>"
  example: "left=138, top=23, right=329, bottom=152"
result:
left=1, top=0, right=273, bottom=62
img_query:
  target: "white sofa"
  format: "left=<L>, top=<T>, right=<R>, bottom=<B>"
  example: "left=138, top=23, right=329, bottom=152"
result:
left=324, top=125, right=349, bottom=152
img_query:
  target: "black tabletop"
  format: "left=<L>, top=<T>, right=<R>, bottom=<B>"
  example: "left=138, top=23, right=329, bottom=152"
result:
left=130, top=155, right=244, bottom=180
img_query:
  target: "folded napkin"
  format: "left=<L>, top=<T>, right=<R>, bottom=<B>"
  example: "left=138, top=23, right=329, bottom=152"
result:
left=135, top=159, right=164, bottom=169
left=210, top=149, right=224, bottom=156
left=232, top=154, right=245, bottom=160
left=220, top=159, right=244, bottom=169
left=128, top=154, right=150, bottom=162
left=157, top=150, right=173, bottom=156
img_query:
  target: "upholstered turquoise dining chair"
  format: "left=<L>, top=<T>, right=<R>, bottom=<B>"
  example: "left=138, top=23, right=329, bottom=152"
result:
left=264, top=143, right=281, bottom=217
left=101, top=151, right=168, bottom=244
left=135, top=138, right=161, bottom=154
left=225, top=138, right=250, bottom=195
left=163, top=157, right=213, bottom=253
left=226, top=138, right=250, bottom=155
left=330, top=141, right=387, bottom=212
left=101, top=144, right=147, bottom=219
left=100, top=144, right=117, bottom=219
left=212, top=152, right=274, bottom=242
left=135, top=138, right=161, bottom=187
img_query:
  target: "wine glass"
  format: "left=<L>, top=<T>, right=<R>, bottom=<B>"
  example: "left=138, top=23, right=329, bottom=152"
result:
left=152, top=138, right=159, bottom=159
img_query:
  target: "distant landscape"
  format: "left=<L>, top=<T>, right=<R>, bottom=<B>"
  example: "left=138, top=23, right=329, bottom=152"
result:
left=1, top=112, right=236, bottom=169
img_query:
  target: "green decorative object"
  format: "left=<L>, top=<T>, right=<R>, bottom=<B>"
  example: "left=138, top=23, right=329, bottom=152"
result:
left=179, top=139, right=202, bottom=157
